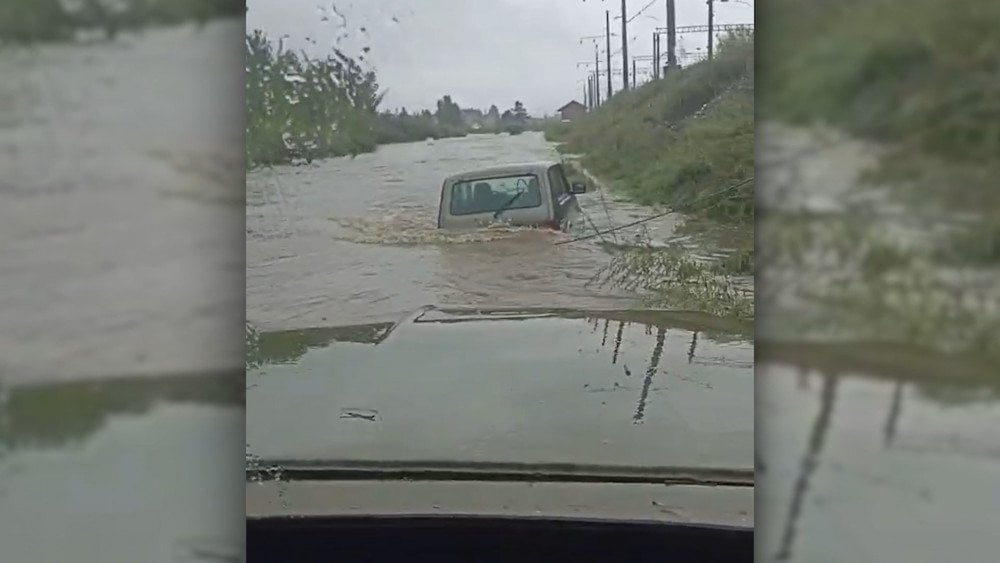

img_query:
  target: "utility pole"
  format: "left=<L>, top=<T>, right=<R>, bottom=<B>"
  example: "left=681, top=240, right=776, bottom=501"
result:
left=652, top=32, right=659, bottom=80
left=666, top=0, right=676, bottom=73
left=594, top=44, right=601, bottom=107
left=620, top=0, right=629, bottom=91
left=586, top=75, right=592, bottom=110
left=707, top=0, right=714, bottom=61
left=605, top=10, right=612, bottom=98
left=632, top=59, right=637, bottom=89
left=583, top=81, right=588, bottom=109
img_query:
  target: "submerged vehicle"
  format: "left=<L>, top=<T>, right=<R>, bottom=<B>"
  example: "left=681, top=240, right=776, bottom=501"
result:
left=246, top=307, right=754, bottom=561
left=437, top=161, right=587, bottom=230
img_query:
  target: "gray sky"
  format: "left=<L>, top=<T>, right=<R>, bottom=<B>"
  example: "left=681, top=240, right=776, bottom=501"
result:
left=246, top=0, right=753, bottom=115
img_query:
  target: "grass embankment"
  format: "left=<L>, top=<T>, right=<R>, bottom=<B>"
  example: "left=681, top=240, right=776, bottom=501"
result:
left=545, top=34, right=755, bottom=319
left=547, top=33, right=754, bottom=225
left=759, top=0, right=999, bottom=177
left=759, top=0, right=1000, bottom=264
left=757, top=0, right=1000, bottom=363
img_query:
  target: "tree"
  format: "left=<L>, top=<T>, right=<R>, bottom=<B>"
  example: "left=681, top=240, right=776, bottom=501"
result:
left=500, top=101, right=528, bottom=126
left=512, top=101, right=529, bottom=123
left=435, top=95, right=463, bottom=127
left=486, top=104, right=500, bottom=125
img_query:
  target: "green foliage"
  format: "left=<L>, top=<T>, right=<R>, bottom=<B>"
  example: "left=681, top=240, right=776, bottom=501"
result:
left=759, top=0, right=1000, bottom=168
left=374, top=108, right=468, bottom=143
left=245, top=30, right=383, bottom=167
left=435, top=95, right=463, bottom=128
left=551, top=33, right=754, bottom=223
left=543, top=121, right=573, bottom=143
left=590, top=248, right=754, bottom=319
left=246, top=33, right=516, bottom=167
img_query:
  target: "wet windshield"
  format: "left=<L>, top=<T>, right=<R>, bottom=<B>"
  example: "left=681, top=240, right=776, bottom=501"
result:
left=243, top=0, right=756, bottom=522
left=450, top=174, right=541, bottom=216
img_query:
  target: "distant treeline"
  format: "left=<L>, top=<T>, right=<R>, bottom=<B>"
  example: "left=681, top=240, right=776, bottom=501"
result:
left=246, top=30, right=546, bottom=167
left=0, top=0, right=243, bottom=43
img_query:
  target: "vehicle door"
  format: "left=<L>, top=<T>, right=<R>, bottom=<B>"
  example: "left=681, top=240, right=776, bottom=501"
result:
left=547, top=164, right=579, bottom=224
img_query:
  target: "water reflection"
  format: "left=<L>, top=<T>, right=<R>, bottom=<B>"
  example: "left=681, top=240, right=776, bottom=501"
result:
left=0, top=373, right=244, bottom=562
left=774, top=373, right=837, bottom=561
left=0, top=373, right=241, bottom=451
left=248, top=322, right=396, bottom=367
left=248, top=307, right=751, bottom=387
left=758, top=343, right=1000, bottom=561
left=633, top=327, right=666, bottom=424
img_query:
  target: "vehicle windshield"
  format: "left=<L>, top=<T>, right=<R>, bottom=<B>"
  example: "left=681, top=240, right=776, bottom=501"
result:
left=449, top=174, right=542, bottom=216
left=244, top=0, right=756, bottom=528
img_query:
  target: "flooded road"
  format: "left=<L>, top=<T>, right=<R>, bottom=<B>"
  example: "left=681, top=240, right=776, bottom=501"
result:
left=0, top=20, right=244, bottom=381
left=247, top=132, right=690, bottom=330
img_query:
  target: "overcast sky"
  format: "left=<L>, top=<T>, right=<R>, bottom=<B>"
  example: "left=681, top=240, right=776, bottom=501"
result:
left=246, top=0, right=753, bottom=115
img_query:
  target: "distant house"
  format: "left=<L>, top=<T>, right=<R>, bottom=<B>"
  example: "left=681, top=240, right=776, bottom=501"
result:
left=557, top=100, right=587, bottom=121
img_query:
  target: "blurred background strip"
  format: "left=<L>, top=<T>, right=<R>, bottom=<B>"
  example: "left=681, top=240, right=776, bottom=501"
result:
left=756, top=0, right=1000, bottom=561
left=0, top=2, right=245, bottom=562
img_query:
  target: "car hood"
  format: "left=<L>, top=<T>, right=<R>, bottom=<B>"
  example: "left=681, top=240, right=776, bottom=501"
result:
left=246, top=307, right=754, bottom=480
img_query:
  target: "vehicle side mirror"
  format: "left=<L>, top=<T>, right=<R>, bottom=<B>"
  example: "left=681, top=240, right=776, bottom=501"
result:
left=570, top=182, right=587, bottom=194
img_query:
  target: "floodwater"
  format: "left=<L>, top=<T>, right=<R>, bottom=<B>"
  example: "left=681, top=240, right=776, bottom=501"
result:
left=247, top=132, right=708, bottom=330
left=756, top=123, right=1000, bottom=561
left=0, top=20, right=244, bottom=382
left=0, top=21, right=245, bottom=563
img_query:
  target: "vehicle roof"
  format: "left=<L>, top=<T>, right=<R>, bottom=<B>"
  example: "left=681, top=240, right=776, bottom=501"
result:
left=443, top=161, right=560, bottom=183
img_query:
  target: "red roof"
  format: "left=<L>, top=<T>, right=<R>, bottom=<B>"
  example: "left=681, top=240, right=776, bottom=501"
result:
left=557, top=100, right=586, bottom=111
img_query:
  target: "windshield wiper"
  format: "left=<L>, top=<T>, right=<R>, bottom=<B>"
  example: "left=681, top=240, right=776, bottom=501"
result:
left=493, top=189, right=525, bottom=220
left=246, top=459, right=755, bottom=487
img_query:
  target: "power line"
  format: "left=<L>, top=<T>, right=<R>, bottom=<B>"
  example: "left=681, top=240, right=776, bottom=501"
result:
left=625, top=0, right=658, bottom=23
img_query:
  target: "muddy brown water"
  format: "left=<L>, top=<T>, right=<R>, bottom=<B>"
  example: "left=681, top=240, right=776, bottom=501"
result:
left=0, top=21, right=245, bottom=382
left=246, top=131, right=700, bottom=331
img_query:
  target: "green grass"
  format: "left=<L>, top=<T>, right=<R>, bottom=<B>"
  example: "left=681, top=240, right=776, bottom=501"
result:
left=548, top=33, right=754, bottom=224
left=551, top=35, right=754, bottom=319
left=589, top=248, right=754, bottom=319
left=759, top=0, right=1000, bottom=174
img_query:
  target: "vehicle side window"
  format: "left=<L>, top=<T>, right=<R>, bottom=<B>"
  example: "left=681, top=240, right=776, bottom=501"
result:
left=548, top=166, right=567, bottom=197
left=557, top=165, right=573, bottom=193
